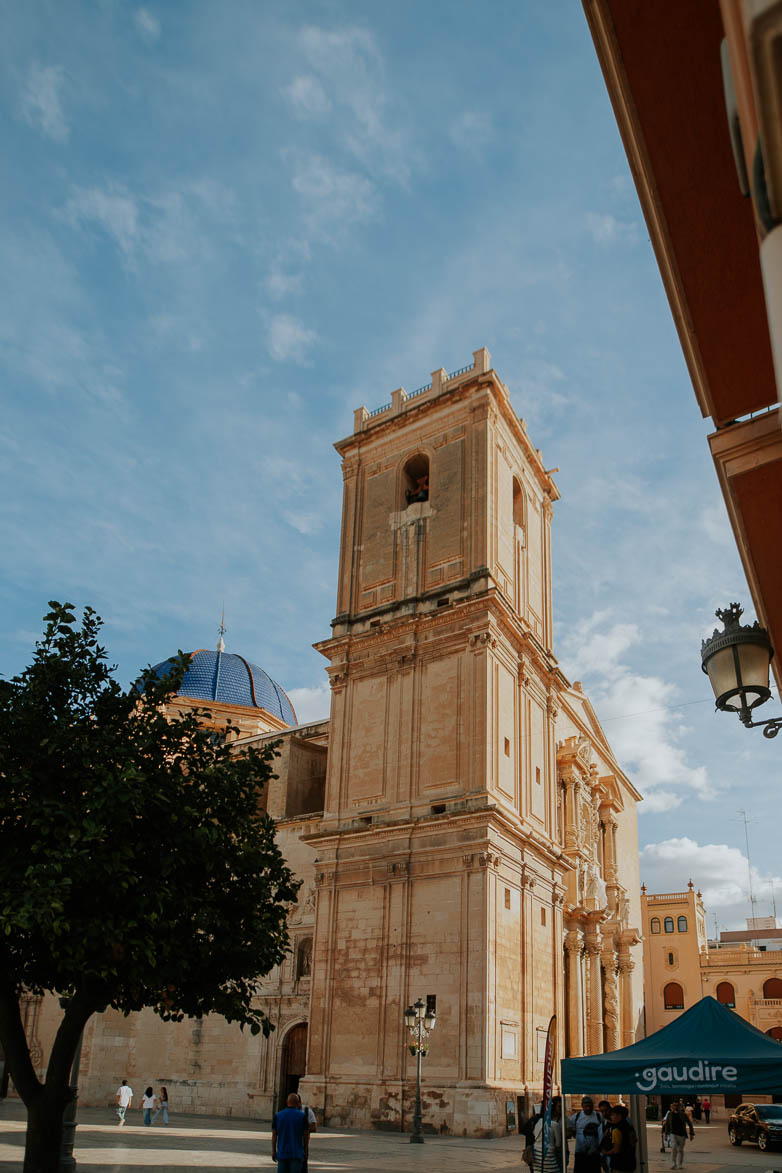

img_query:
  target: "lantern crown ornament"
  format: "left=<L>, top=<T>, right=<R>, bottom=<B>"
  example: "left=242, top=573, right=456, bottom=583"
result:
left=701, top=603, right=781, bottom=738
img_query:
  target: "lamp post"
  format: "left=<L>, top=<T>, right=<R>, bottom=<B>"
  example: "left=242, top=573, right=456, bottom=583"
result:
left=701, top=603, right=782, bottom=737
left=404, top=997, right=436, bottom=1143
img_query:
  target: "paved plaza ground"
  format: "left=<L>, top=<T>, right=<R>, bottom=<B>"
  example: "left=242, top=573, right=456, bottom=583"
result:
left=1, top=1101, right=781, bottom=1173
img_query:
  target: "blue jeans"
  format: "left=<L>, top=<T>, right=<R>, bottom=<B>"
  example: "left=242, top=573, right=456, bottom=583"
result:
left=152, top=1103, right=168, bottom=1124
left=143, top=1108, right=152, bottom=1126
left=277, top=1159, right=303, bottom=1173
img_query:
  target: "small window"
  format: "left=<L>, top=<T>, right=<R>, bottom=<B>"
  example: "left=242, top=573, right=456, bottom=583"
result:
left=664, top=917, right=674, bottom=933
left=504, top=738, right=510, bottom=757
left=668, top=952, right=675, bottom=966
left=402, top=453, right=429, bottom=506
left=677, top=916, right=688, bottom=932
left=764, top=978, right=782, bottom=999
left=536, top=767, right=541, bottom=785
left=504, top=888, right=511, bottom=909
left=716, top=981, right=735, bottom=1008
left=513, top=477, right=525, bottom=528
left=664, top=982, right=684, bottom=1010
left=296, top=937, right=313, bottom=980
left=541, top=907, right=546, bottom=926
left=650, top=917, right=661, bottom=934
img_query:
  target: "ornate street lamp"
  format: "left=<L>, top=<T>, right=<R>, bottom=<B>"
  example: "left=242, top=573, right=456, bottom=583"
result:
left=404, top=996, right=436, bottom=1143
left=701, top=603, right=782, bottom=737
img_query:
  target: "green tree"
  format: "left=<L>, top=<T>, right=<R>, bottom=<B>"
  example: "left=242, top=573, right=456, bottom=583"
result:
left=0, top=603, right=299, bottom=1173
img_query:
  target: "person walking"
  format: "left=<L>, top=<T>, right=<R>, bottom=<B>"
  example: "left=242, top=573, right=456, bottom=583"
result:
left=663, top=1101, right=694, bottom=1169
left=534, top=1096, right=566, bottom=1173
left=115, top=1079, right=133, bottom=1126
left=607, top=1105, right=637, bottom=1173
left=152, top=1086, right=169, bottom=1125
left=272, top=1091, right=309, bottom=1173
left=597, top=1102, right=614, bottom=1170
left=702, top=1099, right=711, bottom=1125
left=569, top=1096, right=603, bottom=1173
left=141, top=1087, right=156, bottom=1127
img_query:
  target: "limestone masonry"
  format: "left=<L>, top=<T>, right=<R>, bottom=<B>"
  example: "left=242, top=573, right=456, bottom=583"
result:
left=23, top=351, right=644, bottom=1136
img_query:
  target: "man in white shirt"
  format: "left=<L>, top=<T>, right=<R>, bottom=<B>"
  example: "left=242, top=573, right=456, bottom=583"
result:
left=570, top=1096, right=603, bottom=1173
left=116, top=1080, right=133, bottom=1126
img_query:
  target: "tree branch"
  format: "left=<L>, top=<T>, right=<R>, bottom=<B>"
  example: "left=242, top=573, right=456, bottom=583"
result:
left=45, top=987, right=100, bottom=1091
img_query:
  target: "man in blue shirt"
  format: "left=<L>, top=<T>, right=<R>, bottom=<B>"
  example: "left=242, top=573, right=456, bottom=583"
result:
left=272, top=1093, right=309, bottom=1173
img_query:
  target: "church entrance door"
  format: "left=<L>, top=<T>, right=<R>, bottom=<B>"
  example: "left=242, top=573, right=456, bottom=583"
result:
left=279, top=1023, right=308, bottom=1109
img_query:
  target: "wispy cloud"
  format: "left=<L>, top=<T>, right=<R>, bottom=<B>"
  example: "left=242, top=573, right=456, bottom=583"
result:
left=283, top=74, right=331, bottom=117
left=63, top=185, right=139, bottom=257
left=289, top=152, right=377, bottom=238
left=134, top=8, right=161, bottom=42
left=561, top=611, right=711, bottom=811
left=292, top=24, right=414, bottom=183
left=450, top=110, right=493, bottom=149
left=585, top=211, right=639, bottom=245
left=21, top=63, right=69, bottom=143
left=266, top=313, right=317, bottom=363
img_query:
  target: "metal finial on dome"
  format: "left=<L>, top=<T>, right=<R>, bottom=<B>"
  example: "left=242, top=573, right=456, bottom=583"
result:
left=217, top=607, right=226, bottom=654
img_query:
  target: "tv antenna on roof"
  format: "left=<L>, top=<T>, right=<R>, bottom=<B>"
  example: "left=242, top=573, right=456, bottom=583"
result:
left=738, top=809, right=758, bottom=923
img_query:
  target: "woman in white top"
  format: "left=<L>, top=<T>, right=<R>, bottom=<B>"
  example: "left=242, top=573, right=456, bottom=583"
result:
left=534, top=1096, right=565, bottom=1173
left=141, top=1087, right=156, bottom=1127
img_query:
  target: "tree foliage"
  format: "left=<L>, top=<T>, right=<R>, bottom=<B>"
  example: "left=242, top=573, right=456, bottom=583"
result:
left=0, top=602, right=298, bottom=1172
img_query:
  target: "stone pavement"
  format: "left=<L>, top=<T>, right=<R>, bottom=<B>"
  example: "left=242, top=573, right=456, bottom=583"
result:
left=0, top=1101, right=778, bottom=1173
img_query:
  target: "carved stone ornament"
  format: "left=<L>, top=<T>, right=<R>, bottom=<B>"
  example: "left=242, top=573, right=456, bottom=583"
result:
left=478, top=851, right=500, bottom=869
left=388, top=860, right=409, bottom=877
left=470, top=631, right=497, bottom=650
left=314, top=871, right=327, bottom=888
left=576, top=736, right=593, bottom=768
left=329, top=671, right=347, bottom=690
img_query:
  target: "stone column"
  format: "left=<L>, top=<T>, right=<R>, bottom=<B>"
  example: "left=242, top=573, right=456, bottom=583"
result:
left=618, top=957, right=635, bottom=1046
left=564, top=922, right=584, bottom=1056
left=564, top=775, right=578, bottom=851
left=584, top=913, right=604, bottom=1054
left=601, top=944, right=620, bottom=1051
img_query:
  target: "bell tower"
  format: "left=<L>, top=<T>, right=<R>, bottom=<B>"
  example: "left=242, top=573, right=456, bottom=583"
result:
left=301, top=348, right=567, bottom=1136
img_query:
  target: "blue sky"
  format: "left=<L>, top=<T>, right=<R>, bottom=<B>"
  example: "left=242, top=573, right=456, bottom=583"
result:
left=2, top=0, right=780, bottom=928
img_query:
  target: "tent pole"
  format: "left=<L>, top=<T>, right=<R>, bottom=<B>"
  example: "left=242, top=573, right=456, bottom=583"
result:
left=628, top=1096, right=648, bottom=1173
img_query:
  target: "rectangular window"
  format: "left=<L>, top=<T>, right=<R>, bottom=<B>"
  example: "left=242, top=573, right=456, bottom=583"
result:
left=536, top=766, right=541, bottom=785
left=541, top=906, right=546, bottom=926
left=505, top=888, right=511, bottom=909
left=504, top=737, right=510, bottom=757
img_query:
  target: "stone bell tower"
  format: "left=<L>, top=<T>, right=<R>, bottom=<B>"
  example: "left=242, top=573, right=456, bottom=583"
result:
left=300, top=348, right=569, bottom=1136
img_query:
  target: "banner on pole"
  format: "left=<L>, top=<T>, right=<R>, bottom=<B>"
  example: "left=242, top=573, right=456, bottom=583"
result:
left=541, top=1015, right=557, bottom=1163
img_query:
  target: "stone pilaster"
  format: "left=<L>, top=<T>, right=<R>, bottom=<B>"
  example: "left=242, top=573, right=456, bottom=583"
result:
left=618, top=955, right=636, bottom=1046
left=601, top=944, right=620, bottom=1051
left=584, top=912, right=604, bottom=1055
left=564, top=921, right=584, bottom=1056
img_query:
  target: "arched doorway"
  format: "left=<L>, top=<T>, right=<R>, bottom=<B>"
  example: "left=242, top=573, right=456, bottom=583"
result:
left=766, top=1026, right=782, bottom=1041
left=278, top=1022, right=308, bottom=1109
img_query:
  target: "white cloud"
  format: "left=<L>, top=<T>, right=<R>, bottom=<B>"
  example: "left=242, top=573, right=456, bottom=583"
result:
left=21, top=63, right=69, bottom=143
left=450, top=110, right=493, bottom=148
left=294, top=25, right=413, bottom=182
left=287, top=680, right=330, bottom=725
left=585, top=212, right=639, bottom=245
left=640, top=837, right=782, bottom=930
left=700, top=502, right=734, bottom=548
left=283, top=74, right=331, bottom=117
left=135, top=8, right=161, bottom=41
left=289, top=152, right=377, bottom=237
left=561, top=612, right=711, bottom=810
left=267, top=314, right=317, bottom=363
left=63, top=185, right=139, bottom=257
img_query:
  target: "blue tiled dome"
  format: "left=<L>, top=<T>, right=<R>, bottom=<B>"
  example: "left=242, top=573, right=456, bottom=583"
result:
left=151, top=649, right=297, bottom=726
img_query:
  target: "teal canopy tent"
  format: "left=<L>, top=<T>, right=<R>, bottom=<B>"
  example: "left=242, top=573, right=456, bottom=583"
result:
left=561, top=996, right=782, bottom=1094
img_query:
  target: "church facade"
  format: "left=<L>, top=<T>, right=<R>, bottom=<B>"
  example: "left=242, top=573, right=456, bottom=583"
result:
left=21, top=350, right=643, bottom=1137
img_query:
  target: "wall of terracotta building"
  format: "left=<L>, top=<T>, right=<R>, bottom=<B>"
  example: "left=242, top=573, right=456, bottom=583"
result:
left=642, top=888, right=782, bottom=1116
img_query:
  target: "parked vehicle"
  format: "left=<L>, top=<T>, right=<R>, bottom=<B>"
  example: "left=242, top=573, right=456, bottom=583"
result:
left=728, top=1104, right=782, bottom=1150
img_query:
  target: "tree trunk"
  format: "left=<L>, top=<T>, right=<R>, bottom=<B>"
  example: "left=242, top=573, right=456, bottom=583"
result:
left=23, top=1091, right=68, bottom=1173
